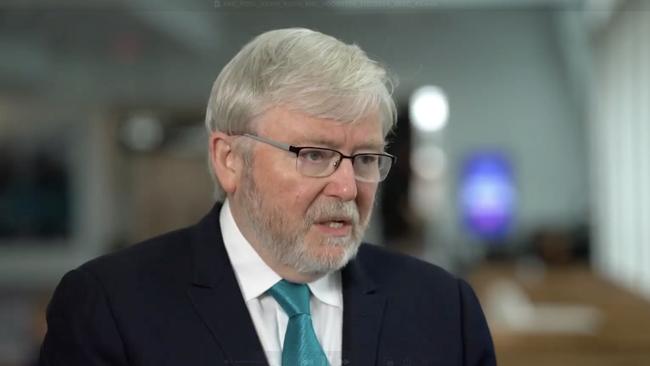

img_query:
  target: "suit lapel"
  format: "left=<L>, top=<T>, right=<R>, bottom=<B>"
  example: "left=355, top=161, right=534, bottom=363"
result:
left=186, top=204, right=268, bottom=365
left=341, top=250, right=387, bottom=366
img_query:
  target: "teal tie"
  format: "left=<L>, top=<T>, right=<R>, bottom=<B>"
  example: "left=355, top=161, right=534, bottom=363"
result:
left=268, top=280, right=330, bottom=366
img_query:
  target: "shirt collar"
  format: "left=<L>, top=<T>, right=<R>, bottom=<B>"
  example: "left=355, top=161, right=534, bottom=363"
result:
left=308, top=270, right=342, bottom=308
left=220, top=200, right=280, bottom=301
left=220, top=199, right=342, bottom=308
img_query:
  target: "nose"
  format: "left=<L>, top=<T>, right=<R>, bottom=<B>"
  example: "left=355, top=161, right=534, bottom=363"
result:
left=322, top=157, right=358, bottom=201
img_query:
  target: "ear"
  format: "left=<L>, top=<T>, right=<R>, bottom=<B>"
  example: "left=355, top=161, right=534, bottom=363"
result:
left=209, top=131, right=240, bottom=195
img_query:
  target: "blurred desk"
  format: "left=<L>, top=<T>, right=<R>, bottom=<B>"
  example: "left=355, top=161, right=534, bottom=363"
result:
left=469, top=263, right=650, bottom=366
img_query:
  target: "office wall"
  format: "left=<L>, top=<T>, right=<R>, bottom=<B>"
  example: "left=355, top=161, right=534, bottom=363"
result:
left=591, top=3, right=650, bottom=299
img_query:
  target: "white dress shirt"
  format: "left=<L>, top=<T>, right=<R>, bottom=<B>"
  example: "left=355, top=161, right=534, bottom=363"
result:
left=220, top=200, right=343, bottom=366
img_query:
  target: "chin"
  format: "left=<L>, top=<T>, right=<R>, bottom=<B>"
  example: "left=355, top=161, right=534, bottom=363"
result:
left=299, top=238, right=361, bottom=274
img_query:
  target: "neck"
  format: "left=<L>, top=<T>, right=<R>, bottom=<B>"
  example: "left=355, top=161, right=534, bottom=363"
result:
left=270, top=264, right=326, bottom=284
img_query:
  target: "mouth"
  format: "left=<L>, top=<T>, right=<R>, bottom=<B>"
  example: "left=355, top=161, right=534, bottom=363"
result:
left=314, top=217, right=353, bottom=237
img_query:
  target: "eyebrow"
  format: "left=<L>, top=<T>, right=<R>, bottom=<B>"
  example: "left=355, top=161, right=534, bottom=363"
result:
left=300, top=137, right=386, bottom=152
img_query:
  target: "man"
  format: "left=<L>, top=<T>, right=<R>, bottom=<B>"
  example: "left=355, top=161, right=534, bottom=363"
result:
left=40, top=28, right=496, bottom=366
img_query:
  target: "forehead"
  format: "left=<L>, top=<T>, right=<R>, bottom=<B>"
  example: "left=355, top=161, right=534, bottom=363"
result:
left=255, top=106, right=385, bottom=149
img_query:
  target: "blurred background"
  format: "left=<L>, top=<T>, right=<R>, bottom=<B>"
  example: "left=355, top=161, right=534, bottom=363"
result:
left=1, top=0, right=649, bottom=365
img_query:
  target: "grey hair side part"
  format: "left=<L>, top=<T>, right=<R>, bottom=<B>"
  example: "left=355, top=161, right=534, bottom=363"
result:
left=205, top=28, right=397, bottom=201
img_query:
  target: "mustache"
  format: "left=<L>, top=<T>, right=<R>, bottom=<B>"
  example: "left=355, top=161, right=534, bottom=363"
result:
left=306, top=200, right=360, bottom=225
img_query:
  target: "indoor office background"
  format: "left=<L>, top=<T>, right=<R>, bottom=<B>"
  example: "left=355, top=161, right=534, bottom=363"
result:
left=1, top=0, right=649, bottom=365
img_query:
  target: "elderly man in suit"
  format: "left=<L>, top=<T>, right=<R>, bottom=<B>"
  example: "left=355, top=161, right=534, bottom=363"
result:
left=40, top=28, right=496, bottom=366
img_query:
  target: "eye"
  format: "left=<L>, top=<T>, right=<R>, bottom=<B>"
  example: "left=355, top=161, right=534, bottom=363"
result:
left=356, top=154, right=378, bottom=166
left=300, top=149, right=331, bottom=162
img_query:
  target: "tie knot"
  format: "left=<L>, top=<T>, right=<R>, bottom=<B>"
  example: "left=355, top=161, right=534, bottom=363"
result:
left=268, top=279, right=311, bottom=317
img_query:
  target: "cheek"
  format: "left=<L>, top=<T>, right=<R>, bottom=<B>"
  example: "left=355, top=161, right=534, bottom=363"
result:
left=256, top=161, right=320, bottom=214
left=252, top=155, right=294, bottom=194
left=291, top=184, right=324, bottom=214
left=356, top=184, right=378, bottom=216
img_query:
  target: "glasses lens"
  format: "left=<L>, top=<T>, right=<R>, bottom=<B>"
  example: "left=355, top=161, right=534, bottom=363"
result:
left=297, top=148, right=340, bottom=177
left=296, top=148, right=393, bottom=182
left=353, top=154, right=393, bottom=182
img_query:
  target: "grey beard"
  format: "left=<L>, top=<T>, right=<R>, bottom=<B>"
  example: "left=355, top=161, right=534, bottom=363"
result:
left=239, top=172, right=367, bottom=276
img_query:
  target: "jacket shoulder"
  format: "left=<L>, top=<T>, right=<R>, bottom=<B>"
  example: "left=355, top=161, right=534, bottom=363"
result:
left=356, top=243, right=459, bottom=286
left=76, top=226, right=195, bottom=287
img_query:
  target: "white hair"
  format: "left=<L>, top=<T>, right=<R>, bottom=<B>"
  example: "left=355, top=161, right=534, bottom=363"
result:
left=205, top=27, right=397, bottom=201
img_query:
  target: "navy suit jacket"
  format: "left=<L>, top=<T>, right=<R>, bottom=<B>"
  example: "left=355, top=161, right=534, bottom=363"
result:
left=40, top=204, right=496, bottom=366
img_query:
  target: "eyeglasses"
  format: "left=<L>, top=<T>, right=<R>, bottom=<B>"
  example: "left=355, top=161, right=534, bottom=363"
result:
left=239, top=133, right=395, bottom=182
